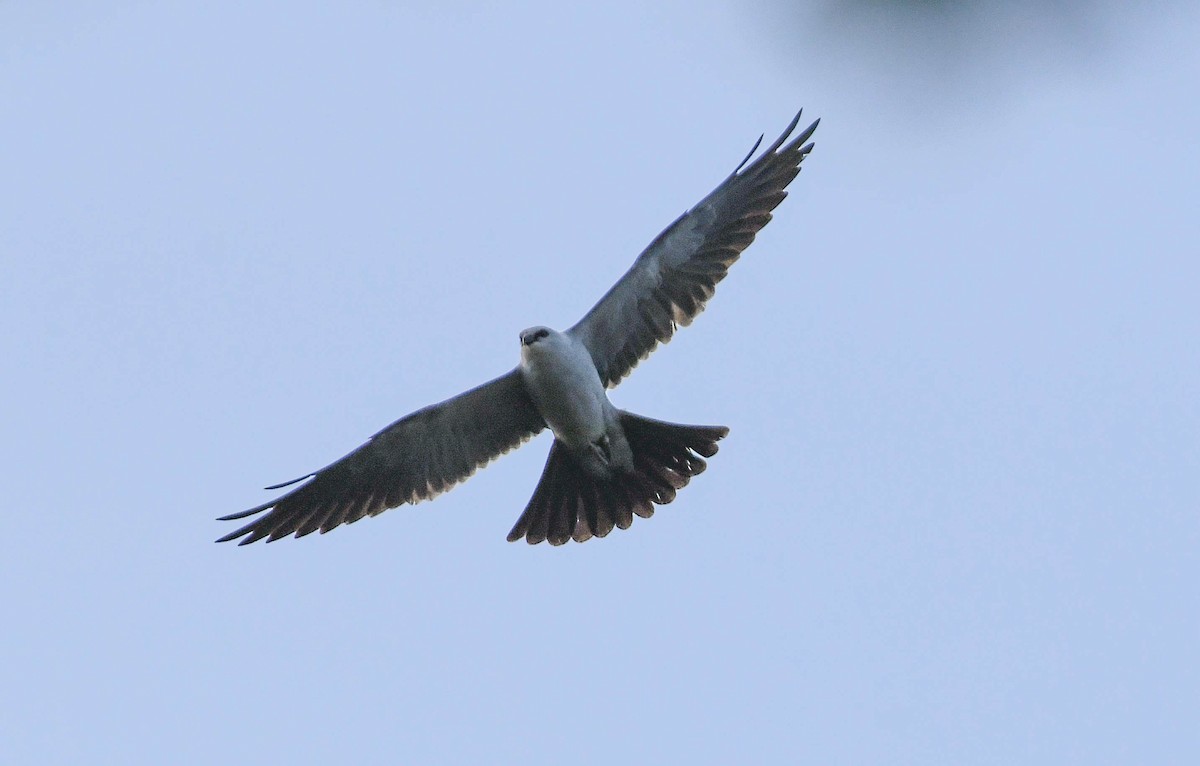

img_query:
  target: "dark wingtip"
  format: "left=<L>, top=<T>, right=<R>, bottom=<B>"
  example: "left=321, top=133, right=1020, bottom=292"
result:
left=791, top=118, right=820, bottom=152
left=216, top=496, right=277, bottom=522
left=733, top=133, right=766, bottom=175
left=761, top=109, right=805, bottom=156
left=732, top=109, right=819, bottom=177
left=263, top=473, right=315, bottom=491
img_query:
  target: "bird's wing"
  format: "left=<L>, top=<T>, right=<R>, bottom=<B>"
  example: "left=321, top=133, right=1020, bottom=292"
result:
left=217, top=368, right=545, bottom=544
left=567, top=110, right=818, bottom=388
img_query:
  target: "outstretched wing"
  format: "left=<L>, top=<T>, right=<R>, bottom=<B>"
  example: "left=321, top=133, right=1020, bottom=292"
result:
left=568, top=110, right=818, bottom=388
left=217, top=368, right=545, bottom=544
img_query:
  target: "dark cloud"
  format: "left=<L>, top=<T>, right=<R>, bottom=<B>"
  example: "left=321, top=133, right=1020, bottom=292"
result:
left=750, top=1, right=1173, bottom=110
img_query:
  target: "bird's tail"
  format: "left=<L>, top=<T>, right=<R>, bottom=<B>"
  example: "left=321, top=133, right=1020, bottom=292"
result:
left=507, top=412, right=728, bottom=545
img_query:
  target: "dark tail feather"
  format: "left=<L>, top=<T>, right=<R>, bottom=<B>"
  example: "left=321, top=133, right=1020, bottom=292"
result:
left=506, top=412, right=728, bottom=546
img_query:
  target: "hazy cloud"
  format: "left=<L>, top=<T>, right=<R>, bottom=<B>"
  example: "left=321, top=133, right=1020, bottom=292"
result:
left=750, top=1, right=1177, bottom=111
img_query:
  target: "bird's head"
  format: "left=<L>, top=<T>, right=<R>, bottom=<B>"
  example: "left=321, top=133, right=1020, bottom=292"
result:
left=519, top=326, right=552, bottom=348
left=519, top=326, right=563, bottom=364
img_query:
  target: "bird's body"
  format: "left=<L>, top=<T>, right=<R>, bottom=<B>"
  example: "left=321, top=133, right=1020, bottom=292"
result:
left=218, top=109, right=818, bottom=546
left=519, top=327, right=631, bottom=478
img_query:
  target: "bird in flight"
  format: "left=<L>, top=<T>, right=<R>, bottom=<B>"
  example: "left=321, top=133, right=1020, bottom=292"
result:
left=218, top=110, right=819, bottom=546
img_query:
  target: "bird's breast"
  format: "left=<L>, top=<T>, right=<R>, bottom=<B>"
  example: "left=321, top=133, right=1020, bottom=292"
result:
left=520, top=337, right=611, bottom=448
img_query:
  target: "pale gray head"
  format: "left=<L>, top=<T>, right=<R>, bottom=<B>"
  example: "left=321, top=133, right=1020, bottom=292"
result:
left=519, top=326, right=569, bottom=366
left=519, top=326, right=552, bottom=348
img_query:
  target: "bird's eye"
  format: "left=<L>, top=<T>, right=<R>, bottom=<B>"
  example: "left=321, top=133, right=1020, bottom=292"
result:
left=534, top=329, right=549, bottom=341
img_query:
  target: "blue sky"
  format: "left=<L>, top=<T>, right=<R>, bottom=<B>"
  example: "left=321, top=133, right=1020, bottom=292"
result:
left=2, top=2, right=1197, bottom=763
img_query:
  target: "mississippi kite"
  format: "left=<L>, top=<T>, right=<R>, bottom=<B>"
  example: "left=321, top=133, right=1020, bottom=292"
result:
left=218, top=110, right=818, bottom=546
